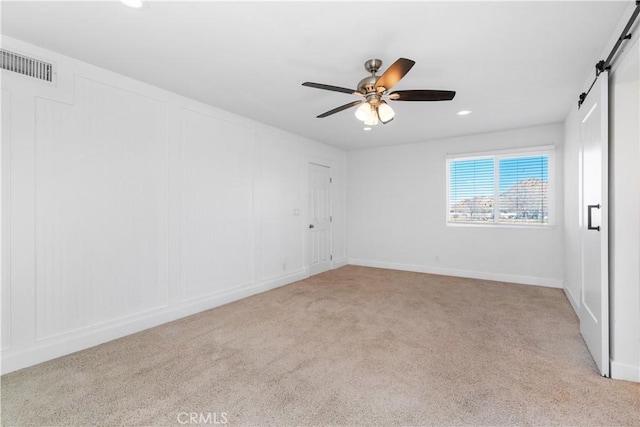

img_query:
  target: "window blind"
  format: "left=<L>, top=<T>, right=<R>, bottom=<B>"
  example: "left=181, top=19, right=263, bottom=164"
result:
left=449, top=158, right=494, bottom=223
left=448, top=153, right=550, bottom=225
left=498, top=155, right=548, bottom=224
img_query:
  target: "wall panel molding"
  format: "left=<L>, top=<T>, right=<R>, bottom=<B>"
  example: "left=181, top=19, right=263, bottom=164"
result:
left=1, top=88, right=13, bottom=351
left=1, top=266, right=308, bottom=374
left=179, top=108, right=256, bottom=303
left=34, top=77, right=170, bottom=341
left=1, top=37, right=347, bottom=374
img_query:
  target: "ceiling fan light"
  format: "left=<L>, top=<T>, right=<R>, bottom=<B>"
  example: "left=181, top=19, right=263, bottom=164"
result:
left=364, top=112, right=379, bottom=126
left=120, top=0, right=144, bottom=8
left=355, top=103, right=371, bottom=121
left=377, top=101, right=395, bottom=123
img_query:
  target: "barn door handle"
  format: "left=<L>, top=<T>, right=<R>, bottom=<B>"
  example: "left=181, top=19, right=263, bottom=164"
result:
left=587, top=204, right=601, bottom=231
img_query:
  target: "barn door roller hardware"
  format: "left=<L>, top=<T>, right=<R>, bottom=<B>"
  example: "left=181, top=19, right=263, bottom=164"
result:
left=579, top=1, right=640, bottom=108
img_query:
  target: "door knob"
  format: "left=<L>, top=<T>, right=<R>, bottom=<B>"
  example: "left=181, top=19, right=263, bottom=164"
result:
left=309, top=224, right=315, bottom=229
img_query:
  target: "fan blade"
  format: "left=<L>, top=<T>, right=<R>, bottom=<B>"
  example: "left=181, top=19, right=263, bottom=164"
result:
left=374, top=58, right=415, bottom=92
left=388, top=90, right=456, bottom=101
left=317, top=100, right=363, bottom=118
left=302, top=82, right=362, bottom=96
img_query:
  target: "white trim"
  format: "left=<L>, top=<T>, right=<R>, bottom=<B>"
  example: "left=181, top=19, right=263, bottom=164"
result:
left=0, top=269, right=309, bottom=375
left=563, top=286, right=580, bottom=315
left=332, top=257, right=349, bottom=269
left=611, top=360, right=640, bottom=383
left=446, top=144, right=556, bottom=160
left=307, top=161, right=333, bottom=276
left=348, top=259, right=563, bottom=288
left=446, top=147, right=555, bottom=227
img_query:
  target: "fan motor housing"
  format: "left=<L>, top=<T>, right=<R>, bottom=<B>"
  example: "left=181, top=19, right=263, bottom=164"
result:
left=357, top=75, right=377, bottom=94
left=364, top=58, right=382, bottom=73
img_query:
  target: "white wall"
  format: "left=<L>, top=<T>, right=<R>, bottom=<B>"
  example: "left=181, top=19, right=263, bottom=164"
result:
left=348, top=124, right=564, bottom=287
left=609, top=36, right=640, bottom=382
left=563, top=3, right=640, bottom=383
left=0, top=37, right=347, bottom=374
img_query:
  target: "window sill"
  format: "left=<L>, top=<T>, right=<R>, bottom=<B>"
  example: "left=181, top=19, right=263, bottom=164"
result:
left=446, top=222, right=556, bottom=230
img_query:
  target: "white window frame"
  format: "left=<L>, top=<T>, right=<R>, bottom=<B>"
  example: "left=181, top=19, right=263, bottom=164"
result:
left=446, top=145, right=555, bottom=227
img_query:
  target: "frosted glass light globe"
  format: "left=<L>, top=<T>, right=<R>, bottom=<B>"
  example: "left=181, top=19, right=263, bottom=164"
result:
left=377, top=101, right=395, bottom=123
left=355, top=103, right=372, bottom=122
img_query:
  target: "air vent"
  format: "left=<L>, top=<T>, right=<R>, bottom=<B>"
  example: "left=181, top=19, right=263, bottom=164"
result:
left=1, top=49, right=53, bottom=82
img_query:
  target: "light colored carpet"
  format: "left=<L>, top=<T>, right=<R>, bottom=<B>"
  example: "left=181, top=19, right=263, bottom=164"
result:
left=2, top=266, right=639, bottom=426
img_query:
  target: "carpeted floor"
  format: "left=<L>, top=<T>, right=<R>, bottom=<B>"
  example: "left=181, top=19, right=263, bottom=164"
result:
left=2, top=266, right=639, bottom=426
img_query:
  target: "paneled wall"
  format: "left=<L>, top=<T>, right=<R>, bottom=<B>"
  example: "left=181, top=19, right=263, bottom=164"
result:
left=179, top=108, right=254, bottom=302
left=2, top=88, right=11, bottom=352
left=34, top=78, right=170, bottom=341
left=0, top=37, right=347, bottom=374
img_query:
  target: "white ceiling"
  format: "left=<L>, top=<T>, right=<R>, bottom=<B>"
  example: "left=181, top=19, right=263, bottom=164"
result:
left=0, top=1, right=629, bottom=151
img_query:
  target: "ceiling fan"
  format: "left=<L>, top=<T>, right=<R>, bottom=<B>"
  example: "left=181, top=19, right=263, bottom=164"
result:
left=302, top=58, right=456, bottom=126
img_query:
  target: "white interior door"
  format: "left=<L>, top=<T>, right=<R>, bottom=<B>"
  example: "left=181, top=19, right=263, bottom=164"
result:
left=579, top=72, right=610, bottom=377
left=308, top=163, right=331, bottom=275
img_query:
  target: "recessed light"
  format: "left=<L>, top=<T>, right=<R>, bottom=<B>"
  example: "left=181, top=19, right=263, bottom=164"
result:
left=363, top=127, right=372, bottom=131
left=120, top=0, right=143, bottom=8
left=457, top=110, right=472, bottom=116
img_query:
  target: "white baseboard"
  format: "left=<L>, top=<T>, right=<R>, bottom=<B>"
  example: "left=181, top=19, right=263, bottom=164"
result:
left=348, top=258, right=563, bottom=288
left=563, top=286, right=580, bottom=315
left=611, top=360, right=640, bottom=383
left=0, top=269, right=309, bottom=375
left=1, top=260, right=564, bottom=375
left=332, top=257, right=348, bottom=269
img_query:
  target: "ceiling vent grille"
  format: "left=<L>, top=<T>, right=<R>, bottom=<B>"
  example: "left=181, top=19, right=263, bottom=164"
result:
left=1, top=49, right=53, bottom=82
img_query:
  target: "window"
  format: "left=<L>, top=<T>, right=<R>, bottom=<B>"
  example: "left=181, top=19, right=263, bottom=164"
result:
left=447, top=147, right=553, bottom=226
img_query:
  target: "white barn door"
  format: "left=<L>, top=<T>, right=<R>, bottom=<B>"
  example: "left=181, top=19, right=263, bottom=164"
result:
left=579, top=72, right=610, bottom=377
left=308, top=163, right=332, bottom=276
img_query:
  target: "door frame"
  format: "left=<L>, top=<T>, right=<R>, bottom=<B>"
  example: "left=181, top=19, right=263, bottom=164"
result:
left=307, top=161, right=332, bottom=276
